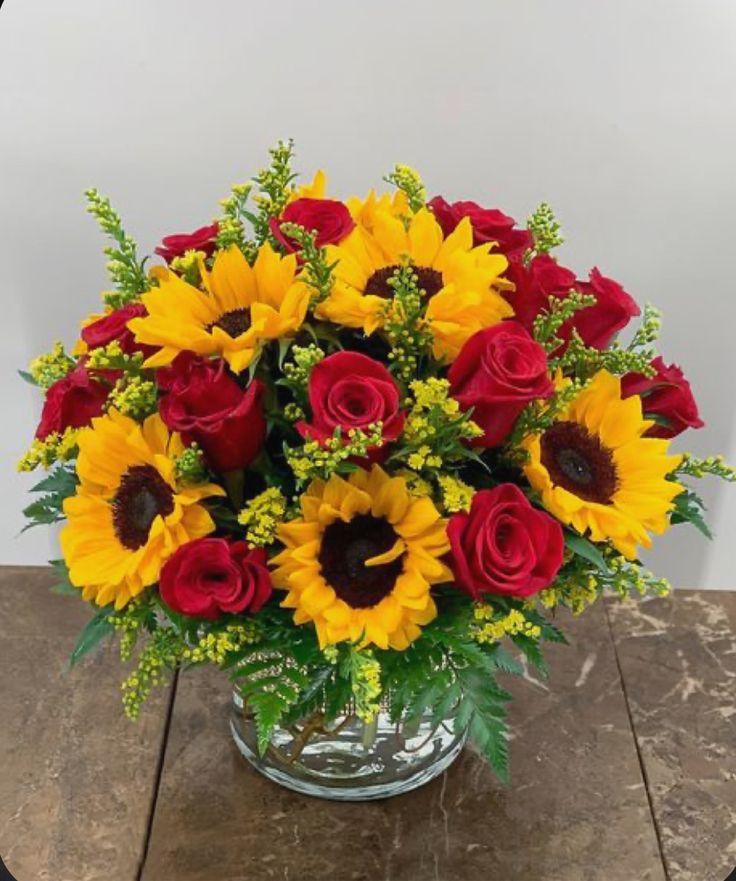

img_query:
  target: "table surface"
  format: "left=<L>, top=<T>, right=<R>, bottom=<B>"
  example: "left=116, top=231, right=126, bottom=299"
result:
left=0, top=566, right=734, bottom=881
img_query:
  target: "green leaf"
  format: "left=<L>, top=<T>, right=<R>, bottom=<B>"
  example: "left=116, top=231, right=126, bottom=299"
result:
left=671, top=489, right=713, bottom=539
left=564, top=530, right=610, bottom=572
left=31, top=465, right=78, bottom=496
left=70, top=607, right=114, bottom=666
left=49, top=559, right=78, bottom=596
left=18, top=369, right=37, bottom=386
left=511, top=633, right=549, bottom=676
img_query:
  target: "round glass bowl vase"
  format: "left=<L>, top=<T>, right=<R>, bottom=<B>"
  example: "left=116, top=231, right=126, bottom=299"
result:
left=230, top=690, right=467, bottom=801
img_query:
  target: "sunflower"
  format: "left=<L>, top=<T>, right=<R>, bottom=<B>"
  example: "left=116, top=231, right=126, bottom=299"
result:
left=60, top=409, right=224, bottom=609
left=315, top=207, right=512, bottom=362
left=345, top=189, right=409, bottom=234
left=270, top=464, right=452, bottom=650
left=128, top=243, right=310, bottom=373
left=521, top=370, right=683, bottom=559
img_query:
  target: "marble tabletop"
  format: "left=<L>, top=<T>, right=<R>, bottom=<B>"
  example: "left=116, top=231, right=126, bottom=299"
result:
left=0, top=566, right=734, bottom=881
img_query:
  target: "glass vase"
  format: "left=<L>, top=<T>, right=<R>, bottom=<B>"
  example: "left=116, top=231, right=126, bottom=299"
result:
left=230, top=690, right=467, bottom=801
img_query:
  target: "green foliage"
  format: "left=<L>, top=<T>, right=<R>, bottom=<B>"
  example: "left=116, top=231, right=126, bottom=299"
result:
left=564, top=529, right=610, bottom=573
left=85, top=188, right=149, bottom=307
left=22, top=464, right=78, bottom=531
left=49, top=558, right=78, bottom=596
left=670, top=488, right=712, bottom=539
left=70, top=606, right=115, bottom=666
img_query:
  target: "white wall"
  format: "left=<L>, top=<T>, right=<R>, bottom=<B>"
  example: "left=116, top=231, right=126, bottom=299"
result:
left=1, top=0, right=735, bottom=587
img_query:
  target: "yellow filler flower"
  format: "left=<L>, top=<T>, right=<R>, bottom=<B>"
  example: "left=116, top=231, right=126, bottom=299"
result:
left=60, top=410, right=224, bottom=609
left=270, top=464, right=452, bottom=650
left=129, top=244, right=310, bottom=373
left=522, top=370, right=683, bottom=559
left=316, top=207, right=512, bottom=362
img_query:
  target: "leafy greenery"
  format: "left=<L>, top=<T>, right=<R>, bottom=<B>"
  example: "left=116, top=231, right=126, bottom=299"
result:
left=70, top=606, right=115, bottom=666
left=671, top=488, right=712, bottom=539
left=22, top=464, right=78, bottom=531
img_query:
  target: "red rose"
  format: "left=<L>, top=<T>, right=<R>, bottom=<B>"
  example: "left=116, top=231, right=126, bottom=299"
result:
left=158, top=353, right=266, bottom=473
left=160, top=538, right=272, bottom=619
left=447, top=484, right=564, bottom=600
left=505, top=259, right=640, bottom=352
left=622, top=357, right=704, bottom=439
left=35, top=365, right=109, bottom=440
left=428, top=196, right=532, bottom=262
left=81, top=303, right=155, bottom=357
left=270, top=198, right=355, bottom=252
left=297, top=351, right=405, bottom=460
left=154, top=223, right=219, bottom=264
left=573, top=268, right=640, bottom=350
left=448, top=322, right=554, bottom=447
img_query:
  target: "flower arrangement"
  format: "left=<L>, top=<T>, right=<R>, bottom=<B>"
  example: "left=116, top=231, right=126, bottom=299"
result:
left=18, top=140, right=734, bottom=783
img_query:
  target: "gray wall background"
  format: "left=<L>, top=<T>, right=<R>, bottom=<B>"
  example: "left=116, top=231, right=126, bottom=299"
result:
left=1, top=0, right=734, bottom=587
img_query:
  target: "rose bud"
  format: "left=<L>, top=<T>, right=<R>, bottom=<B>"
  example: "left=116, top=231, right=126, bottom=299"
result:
left=622, top=357, right=704, bottom=439
left=158, top=353, right=266, bottom=473
left=428, top=196, right=532, bottom=262
left=270, top=198, right=355, bottom=252
left=160, top=538, right=272, bottom=619
left=448, top=322, right=554, bottom=447
left=296, top=351, right=405, bottom=461
left=447, top=484, right=564, bottom=600
left=155, top=222, right=219, bottom=264
left=35, top=365, right=109, bottom=440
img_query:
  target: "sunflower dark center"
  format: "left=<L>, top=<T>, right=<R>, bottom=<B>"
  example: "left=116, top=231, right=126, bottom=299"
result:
left=540, top=421, right=618, bottom=504
left=208, top=308, right=250, bottom=338
left=112, top=465, right=175, bottom=550
left=363, top=264, right=444, bottom=299
left=318, top=514, right=404, bottom=608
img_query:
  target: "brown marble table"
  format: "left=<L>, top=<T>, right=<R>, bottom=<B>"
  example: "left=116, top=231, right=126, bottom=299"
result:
left=1, top=566, right=734, bottom=881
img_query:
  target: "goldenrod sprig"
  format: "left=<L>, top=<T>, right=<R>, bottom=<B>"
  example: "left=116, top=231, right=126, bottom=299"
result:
left=395, top=378, right=483, bottom=471
left=383, top=263, right=434, bottom=385
left=238, top=487, right=287, bottom=547
left=85, top=340, right=145, bottom=374
left=627, top=303, right=662, bottom=352
left=174, top=444, right=208, bottom=486
left=18, top=428, right=81, bottom=472
left=472, top=604, right=542, bottom=644
left=553, top=330, right=657, bottom=379
left=676, top=454, right=736, bottom=482
left=108, top=375, right=157, bottom=420
left=281, top=344, right=325, bottom=406
left=286, top=423, right=384, bottom=485
left=28, top=341, right=75, bottom=389
left=383, top=164, right=427, bottom=213
left=278, top=222, right=335, bottom=305
left=251, top=139, right=297, bottom=244
left=527, top=202, right=564, bottom=256
left=85, top=188, right=149, bottom=307
left=532, top=290, right=596, bottom=354
left=217, top=182, right=255, bottom=257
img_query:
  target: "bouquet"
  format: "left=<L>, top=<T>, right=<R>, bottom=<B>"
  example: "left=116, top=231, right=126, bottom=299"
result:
left=18, top=140, right=734, bottom=785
